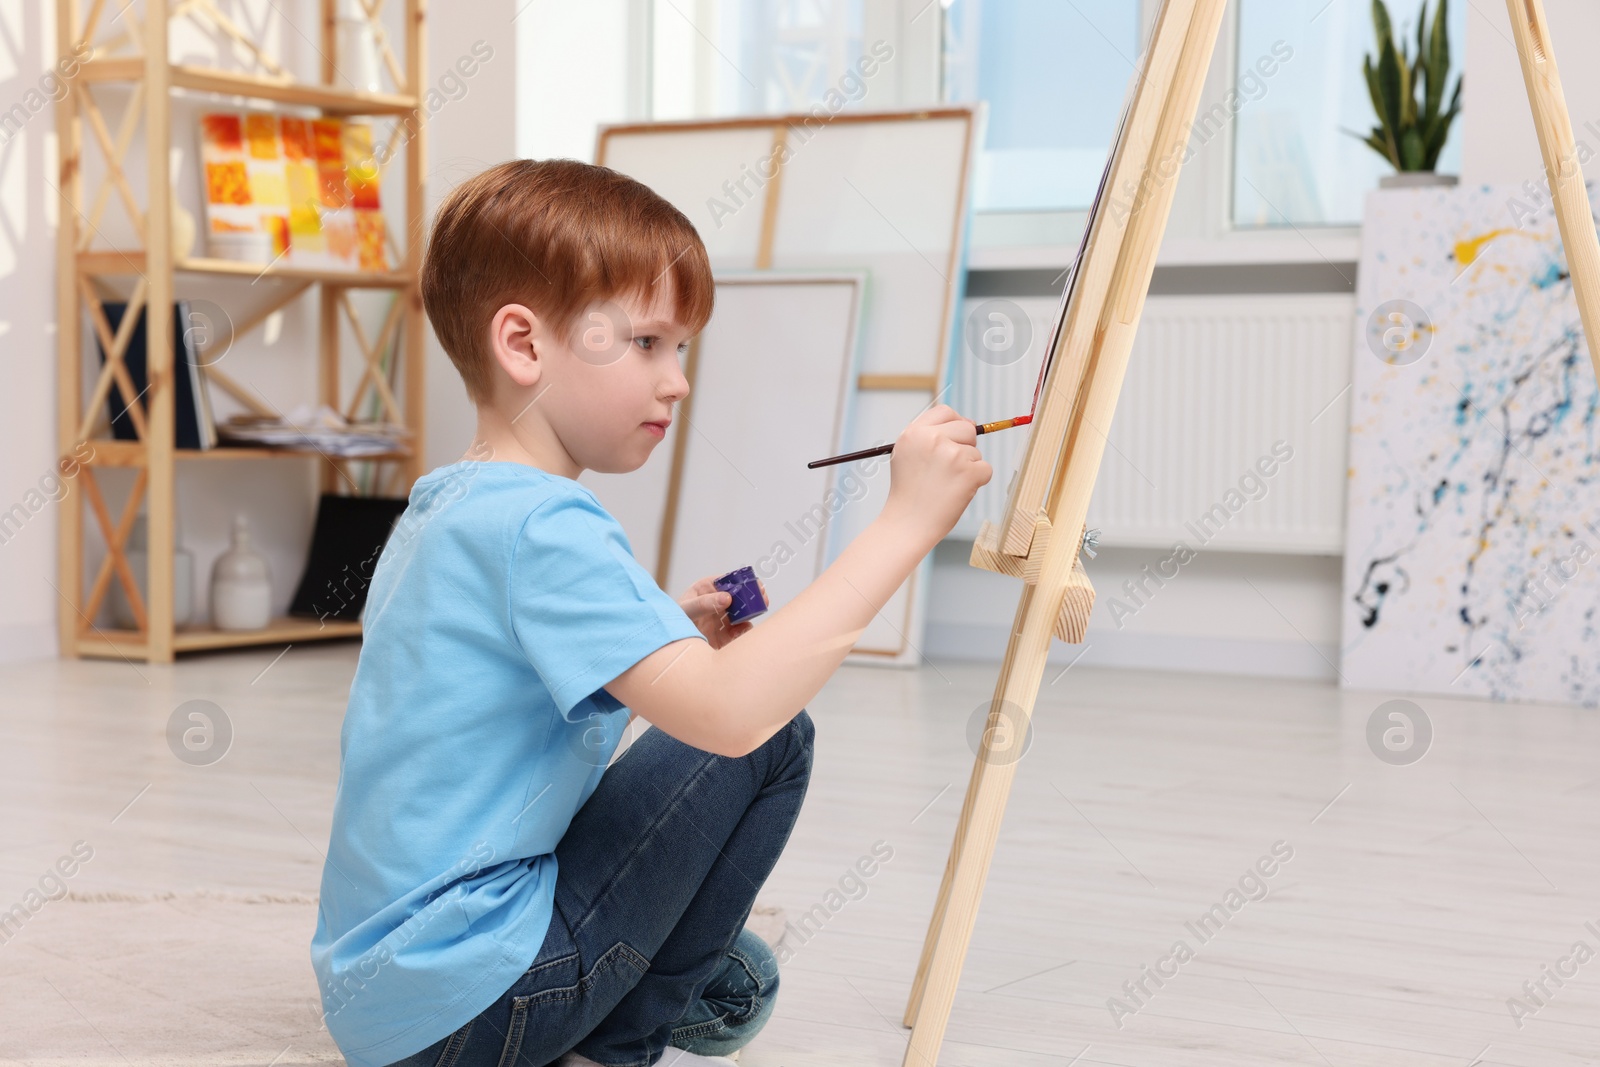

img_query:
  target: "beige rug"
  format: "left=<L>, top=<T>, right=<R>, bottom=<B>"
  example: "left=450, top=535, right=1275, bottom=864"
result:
left=0, top=892, right=787, bottom=1066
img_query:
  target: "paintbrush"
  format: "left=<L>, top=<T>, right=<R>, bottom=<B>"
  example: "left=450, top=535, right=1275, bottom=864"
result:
left=806, top=415, right=1033, bottom=469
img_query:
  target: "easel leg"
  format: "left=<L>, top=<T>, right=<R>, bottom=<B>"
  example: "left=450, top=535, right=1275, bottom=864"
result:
left=902, top=583, right=1036, bottom=1027
left=902, top=735, right=987, bottom=1027
left=1505, top=0, right=1600, bottom=384
left=902, top=582, right=1056, bottom=1065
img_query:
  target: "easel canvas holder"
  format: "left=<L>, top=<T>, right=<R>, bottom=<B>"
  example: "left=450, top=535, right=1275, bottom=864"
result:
left=897, top=1, right=1600, bottom=1064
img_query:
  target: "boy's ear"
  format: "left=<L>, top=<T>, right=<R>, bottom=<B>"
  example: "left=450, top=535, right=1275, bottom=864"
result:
left=489, top=303, right=546, bottom=388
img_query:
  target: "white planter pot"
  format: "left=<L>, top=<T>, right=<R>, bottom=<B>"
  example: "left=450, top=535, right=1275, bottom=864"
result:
left=1379, top=172, right=1460, bottom=189
left=207, top=230, right=272, bottom=264
left=109, top=515, right=196, bottom=629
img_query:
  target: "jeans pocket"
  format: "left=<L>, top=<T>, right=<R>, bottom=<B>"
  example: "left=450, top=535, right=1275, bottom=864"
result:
left=502, top=940, right=651, bottom=1065
left=495, top=997, right=529, bottom=1067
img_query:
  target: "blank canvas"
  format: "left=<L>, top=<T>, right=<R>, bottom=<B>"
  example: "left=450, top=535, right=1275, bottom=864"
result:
left=581, top=274, right=864, bottom=627
left=597, top=110, right=975, bottom=663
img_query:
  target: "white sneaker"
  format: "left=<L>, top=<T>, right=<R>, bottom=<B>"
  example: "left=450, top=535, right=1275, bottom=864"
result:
left=558, top=1050, right=738, bottom=1066
left=657, top=1050, right=739, bottom=1065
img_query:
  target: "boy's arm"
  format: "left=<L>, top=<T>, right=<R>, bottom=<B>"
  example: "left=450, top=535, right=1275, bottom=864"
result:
left=604, top=510, right=933, bottom=758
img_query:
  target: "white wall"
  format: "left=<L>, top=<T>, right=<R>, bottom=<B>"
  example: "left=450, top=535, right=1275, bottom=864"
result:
left=1, top=0, right=85, bottom=661
left=1461, top=0, right=1600, bottom=186
left=8, top=0, right=1597, bottom=669
left=422, top=2, right=517, bottom=470
left=514, top=0, right=643, bottom=163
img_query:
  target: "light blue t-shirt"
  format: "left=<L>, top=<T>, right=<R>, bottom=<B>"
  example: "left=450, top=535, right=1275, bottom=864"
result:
left=311, top=459, right=704, bottom=1067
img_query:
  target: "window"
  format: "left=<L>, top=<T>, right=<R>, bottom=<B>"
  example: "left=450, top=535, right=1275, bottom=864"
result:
left=517, top=0, right=873, bottom=162
left=941, top=0, right=1142, bottom=213
left=1233, top=0, right=1466, bottom=229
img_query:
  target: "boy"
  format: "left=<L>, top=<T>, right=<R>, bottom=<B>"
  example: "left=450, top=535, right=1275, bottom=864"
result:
left=311, top=158, right=991, bottom=1067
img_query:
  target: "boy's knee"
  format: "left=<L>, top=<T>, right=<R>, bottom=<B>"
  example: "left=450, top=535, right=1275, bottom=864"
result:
left=747, top=709, right=811, bottom=779
left=788, top=708, right=814, bottom=751
left=781, top=709, right=814, bottom=777
left=784, top=710, right=812, bottom=751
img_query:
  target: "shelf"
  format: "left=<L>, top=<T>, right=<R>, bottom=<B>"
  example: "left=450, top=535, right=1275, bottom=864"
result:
left=77, top=615, right=364, bottom=659
left=77, top=250, right=410, bottom=288
left=180, top=256, right=411, bottom=287
left=59, top=0, right=424, bottom=664
left=84, top=440, right=413, bottom=467
left=80, top=58, right=419, bottom=116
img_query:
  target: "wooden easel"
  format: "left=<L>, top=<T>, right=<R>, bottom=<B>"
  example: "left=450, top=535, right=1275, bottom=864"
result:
left=1507, top=0, right=1600, bottom=383
left=898, top=1, right=1600, bottom=1063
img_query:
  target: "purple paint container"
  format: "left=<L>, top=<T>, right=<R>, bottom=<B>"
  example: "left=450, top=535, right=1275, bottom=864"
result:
left=713, top=565, right=768, bottom=625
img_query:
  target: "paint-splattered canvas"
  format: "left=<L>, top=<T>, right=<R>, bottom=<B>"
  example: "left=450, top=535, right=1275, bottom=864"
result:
left=1342, top=183, right=1600, bottom=707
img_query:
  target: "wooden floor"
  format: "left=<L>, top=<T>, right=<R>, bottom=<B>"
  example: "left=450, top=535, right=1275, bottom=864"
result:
left=0, top=643, right=1596, bottom=1066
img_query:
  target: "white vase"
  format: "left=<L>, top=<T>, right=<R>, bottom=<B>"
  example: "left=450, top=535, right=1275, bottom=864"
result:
left=336, top=0, right=383, bottom=93
left=171, top=200, right=197, bottom=260
left=211, top=514, right=273, bottom=630
left=109, top=514, right=195, bottom=629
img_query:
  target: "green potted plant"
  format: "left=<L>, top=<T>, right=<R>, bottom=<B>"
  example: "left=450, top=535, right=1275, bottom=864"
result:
left=1352, top=0, right=1463, bottom=188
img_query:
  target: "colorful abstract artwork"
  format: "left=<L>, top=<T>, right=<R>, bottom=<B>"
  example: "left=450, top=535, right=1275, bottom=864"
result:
left=198, top=111, right=388, bottom=271
left=1342, top=183, right=1600, bottom=707
left=1344, top=187, right=1593, bottom=703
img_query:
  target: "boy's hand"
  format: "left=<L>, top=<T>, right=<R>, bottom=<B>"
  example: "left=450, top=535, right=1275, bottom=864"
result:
left=882, top=404, right=992, bottom=548
left=677, top=575, right=766, bottom=650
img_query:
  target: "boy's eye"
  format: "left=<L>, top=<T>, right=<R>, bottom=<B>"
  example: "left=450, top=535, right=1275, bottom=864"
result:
left=632, top=335, right=691, bottom=355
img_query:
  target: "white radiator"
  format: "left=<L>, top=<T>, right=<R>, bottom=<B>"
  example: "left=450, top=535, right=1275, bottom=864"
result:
left=950, top=292, right=1353, bottom=554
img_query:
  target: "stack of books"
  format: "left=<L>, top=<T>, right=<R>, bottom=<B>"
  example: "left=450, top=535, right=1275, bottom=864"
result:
left=97, top=300, right=218, bottom=450
left=96, top=307, right=409, bottom=457
left=216, top=403, right=412, bottom=457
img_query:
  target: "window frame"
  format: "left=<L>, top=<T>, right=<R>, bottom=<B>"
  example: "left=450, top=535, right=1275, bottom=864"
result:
left=610, top=0, right=1368, bottom=267
left=952, top=0, right=1363, bottom=268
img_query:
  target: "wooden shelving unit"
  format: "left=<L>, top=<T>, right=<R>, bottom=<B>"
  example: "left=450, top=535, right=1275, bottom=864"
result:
left=54, top=0, right=427, bottom=663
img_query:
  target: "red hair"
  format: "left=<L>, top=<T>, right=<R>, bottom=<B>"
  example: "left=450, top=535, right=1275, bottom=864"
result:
left=421, top=158, right=715, bottom=405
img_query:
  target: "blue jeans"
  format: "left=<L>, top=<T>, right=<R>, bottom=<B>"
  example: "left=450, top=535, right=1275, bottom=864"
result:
left=385, top=709, right=814, bottom=1067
